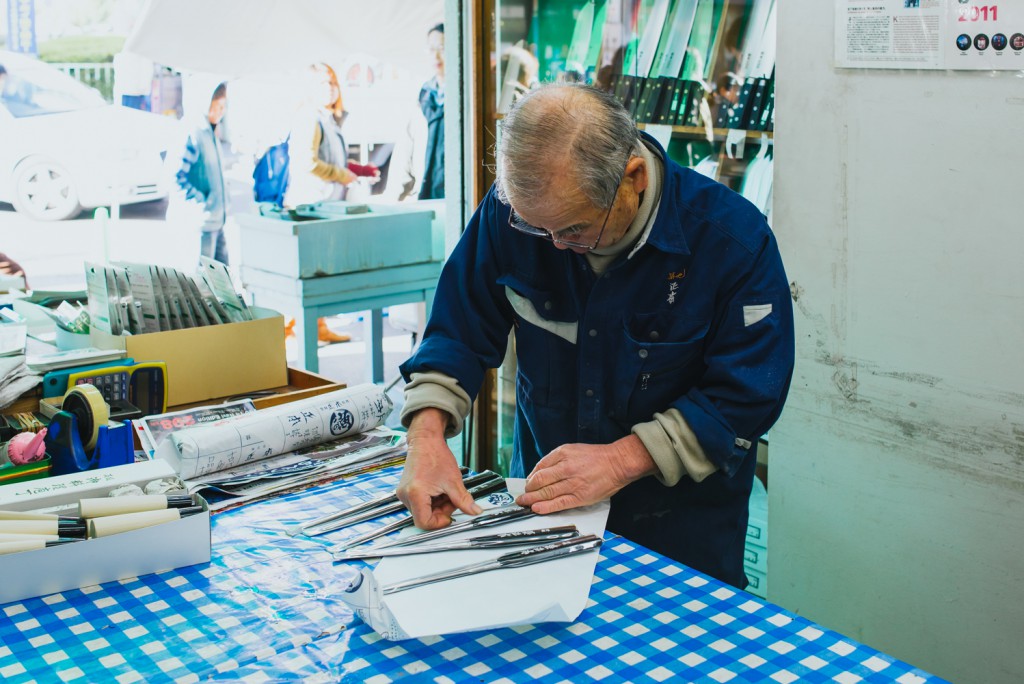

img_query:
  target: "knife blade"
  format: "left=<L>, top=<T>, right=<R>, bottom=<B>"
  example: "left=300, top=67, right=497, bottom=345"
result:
left=373, top=505, right=537, bottom=550
left=380, top=534, right=604, bottom=595
left=300, top=469, right=493, bottom=537
left=329, top=474, right=508, bottom=551
left=333, top=525, right=579, bottom=561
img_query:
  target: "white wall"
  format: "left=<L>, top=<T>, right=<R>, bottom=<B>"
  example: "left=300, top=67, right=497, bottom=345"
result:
left=770, top=3, right=1024, bottom=683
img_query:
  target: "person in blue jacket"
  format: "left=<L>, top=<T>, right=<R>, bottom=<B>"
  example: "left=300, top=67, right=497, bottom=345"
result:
left=418, top=23, right=445, bottom=200
left=396, top=84, right=794, bottom=588
left=172, top=82, right=228, bottom=264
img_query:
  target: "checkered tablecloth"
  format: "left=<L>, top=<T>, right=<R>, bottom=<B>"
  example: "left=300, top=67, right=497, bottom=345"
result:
left=0, top=468, right=944, bottom=683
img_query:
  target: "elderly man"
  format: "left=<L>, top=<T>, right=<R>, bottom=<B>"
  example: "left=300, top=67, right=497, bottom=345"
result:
left=396, top=84, right=794, bottom=588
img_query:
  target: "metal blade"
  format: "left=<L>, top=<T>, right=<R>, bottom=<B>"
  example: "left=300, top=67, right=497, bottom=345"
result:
left=292, top=467, right=481, bottom=537
left=380, top=534, right=603, bottom=595
left=375, top=505, right=535, bottom=549
left=333, top=526, right=579, bottom=561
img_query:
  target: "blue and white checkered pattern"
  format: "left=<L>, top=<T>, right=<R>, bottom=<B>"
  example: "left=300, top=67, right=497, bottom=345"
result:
left=0, top=468, right=944, bottom=683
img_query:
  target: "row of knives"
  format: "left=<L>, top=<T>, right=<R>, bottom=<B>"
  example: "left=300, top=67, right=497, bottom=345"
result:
left=290, top=469, right=603, bottom=595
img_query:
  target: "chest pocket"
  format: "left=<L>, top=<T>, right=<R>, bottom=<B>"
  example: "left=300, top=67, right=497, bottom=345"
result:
left=614, top=310, right=709, bottom=422
left=498, top=274, right=578, bottom=407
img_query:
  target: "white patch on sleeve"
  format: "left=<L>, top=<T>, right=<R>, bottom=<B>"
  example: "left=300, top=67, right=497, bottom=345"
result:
left=743, top=303, right=773, bottom=327
left=504, top=287, right=578, bottom=345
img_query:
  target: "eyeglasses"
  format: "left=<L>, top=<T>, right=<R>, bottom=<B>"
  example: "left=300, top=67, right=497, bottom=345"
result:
left=508, top=198, right=614, bottom=251
left=507, top=160, right=628, bottom=250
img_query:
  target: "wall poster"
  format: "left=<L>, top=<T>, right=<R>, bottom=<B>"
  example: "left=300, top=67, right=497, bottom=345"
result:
left=836, top=0, right=1024, bottom=69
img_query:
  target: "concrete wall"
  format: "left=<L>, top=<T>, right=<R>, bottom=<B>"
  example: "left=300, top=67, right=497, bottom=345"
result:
left=770, top=3, right=1024, bottom=683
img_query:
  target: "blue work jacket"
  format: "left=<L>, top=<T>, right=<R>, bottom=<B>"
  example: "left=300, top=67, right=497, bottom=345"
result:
left=401, top=135, right=794, bottom=587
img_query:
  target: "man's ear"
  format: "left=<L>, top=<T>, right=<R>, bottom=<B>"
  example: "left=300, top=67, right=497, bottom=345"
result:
left=625, top=156, right=648, bottom=194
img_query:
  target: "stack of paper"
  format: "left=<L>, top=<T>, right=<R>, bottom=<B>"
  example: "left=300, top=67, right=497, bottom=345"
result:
left=25, top=347, right=127, bottom=374
left=0, top=323, right=26, bottom=358
left=186, top=428, right=405, bottom=511
left=0, top=356, right=41, bottom=410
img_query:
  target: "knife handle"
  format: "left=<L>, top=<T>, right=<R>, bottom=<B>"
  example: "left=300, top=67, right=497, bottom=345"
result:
left=497, top=535, right=603, bottom=567
left=472, top=526, right=579, bottom=543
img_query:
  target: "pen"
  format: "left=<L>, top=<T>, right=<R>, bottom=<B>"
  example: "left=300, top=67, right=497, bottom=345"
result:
left=381, top=534, right=604, bottom=595
left=333, top=525, right=580, bottom=561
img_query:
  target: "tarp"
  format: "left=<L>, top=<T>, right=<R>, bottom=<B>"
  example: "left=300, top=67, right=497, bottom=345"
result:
left=125, top=0, right=444, bottom=77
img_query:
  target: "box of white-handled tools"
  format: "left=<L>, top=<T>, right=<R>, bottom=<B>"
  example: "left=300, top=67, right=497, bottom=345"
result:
left=0, top=459, right=209, bottom=604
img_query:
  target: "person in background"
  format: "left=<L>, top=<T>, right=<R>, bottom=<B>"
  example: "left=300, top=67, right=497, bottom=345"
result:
left=418, top=23, right=445, bottom=200
left=113, top=51, right=154, bottom=111
left=379, top=104, right=427, bottom=202
left=284, top=63, right=379, bottom=207
left=171, top=82, right=229, bottom=265
left=284, top=63, right=379, bottom=344
left=395, top=84, right=794, bottom=589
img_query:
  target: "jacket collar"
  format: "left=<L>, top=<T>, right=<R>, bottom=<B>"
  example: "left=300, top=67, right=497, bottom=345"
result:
left=637, top=130, right=691, bottom=257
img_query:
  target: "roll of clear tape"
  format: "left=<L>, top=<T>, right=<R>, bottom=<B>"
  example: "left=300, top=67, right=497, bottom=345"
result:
left=61, top=385, right=109, bottom=452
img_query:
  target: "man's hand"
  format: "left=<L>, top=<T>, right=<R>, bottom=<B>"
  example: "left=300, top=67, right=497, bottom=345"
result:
left=516, top=435, right=658, bottom=515
left=396, top=408, right=482, bottom=529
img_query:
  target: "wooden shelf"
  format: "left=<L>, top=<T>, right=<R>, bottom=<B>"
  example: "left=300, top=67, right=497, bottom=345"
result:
left=638, top=124, right=773, bottom=142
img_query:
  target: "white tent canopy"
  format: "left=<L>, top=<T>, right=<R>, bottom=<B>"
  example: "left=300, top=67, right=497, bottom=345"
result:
left=125, top=0, right=444, bottom=77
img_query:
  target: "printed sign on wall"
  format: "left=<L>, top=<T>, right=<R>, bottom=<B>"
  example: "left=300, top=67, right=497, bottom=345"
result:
left=836, top=0, right=1024, bottom=69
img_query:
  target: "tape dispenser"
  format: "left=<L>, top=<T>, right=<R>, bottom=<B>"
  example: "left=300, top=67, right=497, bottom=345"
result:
left=44, top=385, right=134, bottom=476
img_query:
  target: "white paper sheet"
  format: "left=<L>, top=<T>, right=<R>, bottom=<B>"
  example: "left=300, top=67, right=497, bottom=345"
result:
left=337, top=479, right=610, bottom=640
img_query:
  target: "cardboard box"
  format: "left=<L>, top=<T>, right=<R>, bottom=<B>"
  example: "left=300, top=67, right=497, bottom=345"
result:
left=250, top=367, right=346, bottom=410
left=91, top=307, right=288, bottom=407
left=0, top=460, right=210, bottom=604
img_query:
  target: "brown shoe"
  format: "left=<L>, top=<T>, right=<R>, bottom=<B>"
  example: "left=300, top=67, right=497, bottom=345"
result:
left=317, top=318, right=351, bottom=344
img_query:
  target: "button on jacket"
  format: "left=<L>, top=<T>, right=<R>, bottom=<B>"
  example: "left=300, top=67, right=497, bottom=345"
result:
left=401, top=134, right=794, bottom=587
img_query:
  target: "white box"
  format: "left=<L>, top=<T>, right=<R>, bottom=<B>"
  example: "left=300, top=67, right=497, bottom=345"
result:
left=0, top=460, right=210, bottom=604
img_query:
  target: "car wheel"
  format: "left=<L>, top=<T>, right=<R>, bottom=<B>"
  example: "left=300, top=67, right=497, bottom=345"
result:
left=12, top=158, right=83, bottom=221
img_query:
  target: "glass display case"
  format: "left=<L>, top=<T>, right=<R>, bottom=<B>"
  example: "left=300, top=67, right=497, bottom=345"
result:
left=471, top=0, right=777, bottom=472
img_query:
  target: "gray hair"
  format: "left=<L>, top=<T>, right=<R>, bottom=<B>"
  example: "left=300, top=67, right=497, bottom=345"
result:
left=495, top=83, right=641, bottom=212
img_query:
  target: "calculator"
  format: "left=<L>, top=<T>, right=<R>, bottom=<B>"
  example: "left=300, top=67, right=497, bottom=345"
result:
left=65, top=362, right=168, bottom=415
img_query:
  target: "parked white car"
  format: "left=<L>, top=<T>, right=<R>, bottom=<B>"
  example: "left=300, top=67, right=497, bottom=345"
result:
left=0, top=50, right=177, bottom=221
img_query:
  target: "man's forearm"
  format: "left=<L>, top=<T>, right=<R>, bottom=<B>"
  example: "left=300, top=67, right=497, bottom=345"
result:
left=407, top=407, right=450, bottom=442
left=611, top=434, right=660, bottom=484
